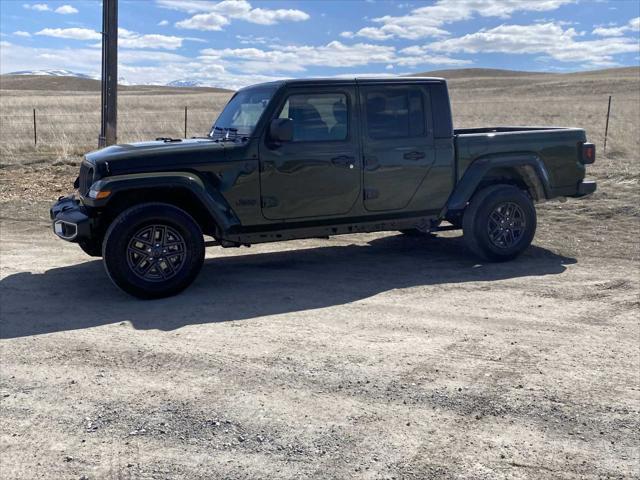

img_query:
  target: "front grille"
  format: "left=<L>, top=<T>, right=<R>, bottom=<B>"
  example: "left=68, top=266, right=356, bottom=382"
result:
left=79, top=163, right=94, bottom=196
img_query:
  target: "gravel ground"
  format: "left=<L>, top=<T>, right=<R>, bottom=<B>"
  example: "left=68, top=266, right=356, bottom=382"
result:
left=0, top=195, right=638, bottom=479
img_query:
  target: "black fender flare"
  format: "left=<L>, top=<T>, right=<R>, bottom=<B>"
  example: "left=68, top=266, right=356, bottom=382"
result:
left=445, top=153, right=551, bottom=213
left=83, top=171, right=240, bottom=233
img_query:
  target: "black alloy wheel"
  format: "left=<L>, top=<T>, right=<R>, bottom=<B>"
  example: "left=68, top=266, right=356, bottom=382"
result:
left=462, top=185, right=536, bottom=262
left=126, top=224, right=187, bottom=282
left=486, top=202, right=526, bottom=249
left=103, top=203, right=205, bottom=299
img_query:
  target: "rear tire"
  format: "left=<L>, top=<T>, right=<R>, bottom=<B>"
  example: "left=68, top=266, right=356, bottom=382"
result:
left=462, top=185, right=536, bottom=262
left=102, top=203, right=205, bottom=299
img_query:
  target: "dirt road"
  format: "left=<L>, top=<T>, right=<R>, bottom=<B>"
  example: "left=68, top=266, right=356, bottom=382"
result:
left=1, top=196, right=638, bottom=479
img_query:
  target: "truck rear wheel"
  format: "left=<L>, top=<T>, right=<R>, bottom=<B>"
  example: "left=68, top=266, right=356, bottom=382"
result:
left=462, top=185, right=536, bottom=262
left=102, top=203, right=205, bottom=299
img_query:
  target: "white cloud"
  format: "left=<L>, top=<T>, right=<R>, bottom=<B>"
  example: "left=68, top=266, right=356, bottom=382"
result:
left=23, top=3, right=50, bottom=11
left=592, top=25, right=627, bottom=37
left=117, top=28, right=185, bottom=50
left=156, top=0, right=220, bottom=14
left=0, top=41, right=12, bottom=48
left=13, top=31, right=32, bottom=37
left=342, top=0, right=575, bottom=40
left=593, top=17, right=640, bottom=37
left=159, top=0, right=309, bottom=30
left=199, top=40, right=470, bottom=74
left=176, top=12, right=229, bottom=31
left=236, top=34, right=277, bottom=45
left=35, top=28, right=101, bottom=41
left=158, top=20, right=169, bottom=26
left=55, top=5, right=78, bottom=14
left=428, top=22, right=640, bottom=67
left=235, top=7, right=309, bottom=26
left=35, top=27, right=189, bottom=50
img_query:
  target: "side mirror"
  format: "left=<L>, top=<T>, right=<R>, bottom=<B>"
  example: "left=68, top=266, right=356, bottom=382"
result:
left=269, top=118, right=293, bottom=143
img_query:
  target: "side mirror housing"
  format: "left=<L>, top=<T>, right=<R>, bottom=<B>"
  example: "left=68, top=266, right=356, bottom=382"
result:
left=269, top=118, right=293, bottom=143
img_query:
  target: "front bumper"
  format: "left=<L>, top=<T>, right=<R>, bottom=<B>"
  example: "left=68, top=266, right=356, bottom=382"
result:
left=50, top=195, right=92, bottom=242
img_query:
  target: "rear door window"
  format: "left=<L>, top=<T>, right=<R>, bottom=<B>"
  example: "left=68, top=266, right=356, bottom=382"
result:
left=365, top=88, right=425, bottom=139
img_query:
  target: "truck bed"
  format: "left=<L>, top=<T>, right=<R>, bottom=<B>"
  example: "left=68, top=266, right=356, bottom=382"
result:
left=453, top=126, right=588, bottom=194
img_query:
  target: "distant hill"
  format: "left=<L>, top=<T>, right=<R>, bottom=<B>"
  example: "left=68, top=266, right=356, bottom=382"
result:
left=2, top=67, right=638, bottom=92
left=406, top=68, right=549, bottom=79
left=0, top=74, right=233, bottom=93
left=407, top=66, right=640, bottom=80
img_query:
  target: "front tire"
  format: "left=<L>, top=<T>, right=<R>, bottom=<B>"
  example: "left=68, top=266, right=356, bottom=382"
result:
left=462, top=185, right=536, bottom=262
left=102, top=203, right=205, bottom=299
left=79, top=239, right=102, bottom=257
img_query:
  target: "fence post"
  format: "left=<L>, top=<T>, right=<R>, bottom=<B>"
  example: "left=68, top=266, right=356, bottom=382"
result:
left=184, top=106, right=188, bottom=139
left=603, top=95, right=612, bottom=154
left=33, top=108, right=37, bottom=146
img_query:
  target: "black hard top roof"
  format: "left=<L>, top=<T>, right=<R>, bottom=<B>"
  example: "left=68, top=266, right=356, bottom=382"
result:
left=240, top=76, right=446, bottom=90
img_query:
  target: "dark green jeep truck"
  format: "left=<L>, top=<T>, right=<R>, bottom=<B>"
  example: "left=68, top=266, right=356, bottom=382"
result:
left=51, top=77, right=596, bottom=298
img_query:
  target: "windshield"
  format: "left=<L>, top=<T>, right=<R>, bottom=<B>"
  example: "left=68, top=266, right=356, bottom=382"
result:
left=210, top=86, right=277, bottom=138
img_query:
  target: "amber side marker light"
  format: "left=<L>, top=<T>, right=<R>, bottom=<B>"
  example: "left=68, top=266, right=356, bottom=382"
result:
left=88, top=189, right=111, bottom=199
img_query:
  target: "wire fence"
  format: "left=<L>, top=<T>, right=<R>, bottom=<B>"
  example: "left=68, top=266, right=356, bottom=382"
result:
left=0, top=96, right=636, bottom=160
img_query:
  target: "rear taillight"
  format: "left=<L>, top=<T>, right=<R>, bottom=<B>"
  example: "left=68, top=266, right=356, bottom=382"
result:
left=581, top=143, right=595, bottom=164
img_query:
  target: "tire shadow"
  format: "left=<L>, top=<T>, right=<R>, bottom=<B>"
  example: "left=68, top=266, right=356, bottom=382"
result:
left=0, top=234, right=576, bottom=339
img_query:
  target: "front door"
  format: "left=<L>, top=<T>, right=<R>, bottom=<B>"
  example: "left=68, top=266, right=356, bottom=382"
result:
left=360, top=84, right=435, bottom=212
left=259, top=87, right=360, bottom=220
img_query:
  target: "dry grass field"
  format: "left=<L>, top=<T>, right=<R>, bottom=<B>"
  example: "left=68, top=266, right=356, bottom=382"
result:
left=1, top=68, right=639, bottom=479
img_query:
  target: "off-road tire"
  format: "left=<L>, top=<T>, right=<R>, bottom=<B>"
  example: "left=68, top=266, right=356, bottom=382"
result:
left=102, top=203, right=205, bottom=299
left=79, top=239, right=102, bottom=257
left=462, top=185, right=536, bottom=262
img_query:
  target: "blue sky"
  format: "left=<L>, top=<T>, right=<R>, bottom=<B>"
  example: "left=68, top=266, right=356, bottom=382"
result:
left=1, top=0, right=639, bottom=88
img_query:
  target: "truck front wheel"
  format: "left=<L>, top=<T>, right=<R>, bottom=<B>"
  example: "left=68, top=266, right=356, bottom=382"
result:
left=102, top=203, right=205, bottom=299
left=462, top=185, right=536, bottom=262
left=79, top=239, right=103, bottom=257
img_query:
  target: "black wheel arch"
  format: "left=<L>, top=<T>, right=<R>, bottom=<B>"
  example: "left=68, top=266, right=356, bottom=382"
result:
left=102, top=187, right=220, bottom=237
left=444, top=154, right=551, bottom=218
left=83, top=174, right=241, bottom=242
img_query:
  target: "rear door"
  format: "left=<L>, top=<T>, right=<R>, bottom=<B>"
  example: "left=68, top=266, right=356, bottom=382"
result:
left=359, top=84, right=435, bottom=212
left=259, top=86, right=361, bottom=220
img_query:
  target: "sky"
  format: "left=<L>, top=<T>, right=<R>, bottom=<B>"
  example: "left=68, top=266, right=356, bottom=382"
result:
left=0, top=0, right=639, bottom=89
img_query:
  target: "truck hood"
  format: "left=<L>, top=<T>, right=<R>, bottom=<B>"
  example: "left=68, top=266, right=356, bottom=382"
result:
left=85, top=138, right=228, bottom=175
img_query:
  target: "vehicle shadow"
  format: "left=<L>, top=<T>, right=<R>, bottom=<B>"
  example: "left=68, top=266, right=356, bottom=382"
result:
left=0, top=234, right=576, bottom=339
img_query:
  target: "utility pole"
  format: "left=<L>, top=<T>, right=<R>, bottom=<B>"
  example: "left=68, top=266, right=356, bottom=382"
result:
left=99, top=0, right=118, bottom=147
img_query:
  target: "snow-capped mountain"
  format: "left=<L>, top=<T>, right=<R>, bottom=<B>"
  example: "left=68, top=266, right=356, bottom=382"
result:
left=5, top=70, right=224, bottom=89
left=165, top=79, right=206, bottom=88
left=7, top=69, right=97, bottom=79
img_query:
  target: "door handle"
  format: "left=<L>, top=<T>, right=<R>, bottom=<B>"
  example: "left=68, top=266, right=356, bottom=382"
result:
left=403, top=151, right=425, bottom=161
left=331, top=155, right=355, bottom=168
